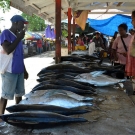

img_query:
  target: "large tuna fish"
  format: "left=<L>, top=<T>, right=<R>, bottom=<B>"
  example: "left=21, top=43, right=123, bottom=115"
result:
left=53, top=56, right=90, bottom=62
left=19, top=94, right=93, bottom=109
left=33, top=79, right=96, bottom=92
left=19, top=91, right=93, bottom=108
left=37, top=64, right=90, bottom=76
left=60, top=61, right=86, bottom=68
left=6, top=104, right=91, bottom=115
left=89, top=64, right=124, bottom=71
left=39, top=94, right=93, bottom=108
left=37, top=74, right=74, bottom=82
left=0, top=111, right=87, bottom=128
left=39, top=72, right=79, bottom=78
left=74, top=72, right=126, bottom=86
left=32, top=84, right=96, bottom=95
left=25, top=89, right=94, bottom=101
left=79, top=55, right=99, bottom=60
left=61, top=72, right=79, bottom=77
left=38, top=72, right=56, bottom=78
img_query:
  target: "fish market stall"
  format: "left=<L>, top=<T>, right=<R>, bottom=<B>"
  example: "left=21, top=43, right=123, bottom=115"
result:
left=0, top=52, right=135, bottom=135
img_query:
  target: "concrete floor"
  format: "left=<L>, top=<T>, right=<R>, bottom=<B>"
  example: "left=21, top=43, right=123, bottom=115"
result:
left=0, top=51, right=135, bottom=135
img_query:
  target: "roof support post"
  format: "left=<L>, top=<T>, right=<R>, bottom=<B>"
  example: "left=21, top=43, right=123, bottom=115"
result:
left=55, top=0, right=61, bottom=64
left=72, top=18, right=75, bottom=51
left=68, top=7, right=72, bottom=54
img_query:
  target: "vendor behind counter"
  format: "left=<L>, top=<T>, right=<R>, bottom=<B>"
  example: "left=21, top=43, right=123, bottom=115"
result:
left=77, top=37, right=84, bottom=46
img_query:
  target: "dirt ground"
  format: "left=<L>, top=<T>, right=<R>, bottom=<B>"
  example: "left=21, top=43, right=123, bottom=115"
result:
left=61, top=48, right=68, bottom=56
left=0, top=50, right=135, bottom=135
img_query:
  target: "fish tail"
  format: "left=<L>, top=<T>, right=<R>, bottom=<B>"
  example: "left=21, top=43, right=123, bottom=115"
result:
left=120, top=79, right=127, bottom=82
left=74, top=118, right=88, bottom=122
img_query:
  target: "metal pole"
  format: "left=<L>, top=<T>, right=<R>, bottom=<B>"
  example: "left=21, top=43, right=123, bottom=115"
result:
left=55, top=0, right=61, bottom=64
left=68, top=8, right=71, bottom=54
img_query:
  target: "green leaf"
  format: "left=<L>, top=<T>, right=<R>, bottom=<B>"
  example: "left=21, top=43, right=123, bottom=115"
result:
left=0, top=0, right=10, bottom=12
left=62, top=29, right=68, bottom=37
left=21, top=13, right=46, bottom=31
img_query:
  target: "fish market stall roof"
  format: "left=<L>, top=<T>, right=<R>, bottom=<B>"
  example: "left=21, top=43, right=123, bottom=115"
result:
left=10, top=0, right=135, bottom=23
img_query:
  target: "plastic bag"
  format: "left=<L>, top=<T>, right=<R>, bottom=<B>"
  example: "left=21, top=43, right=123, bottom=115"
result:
left=89, top=42, right=95, bottom=55
left=0, top=46, right=13, bottom=74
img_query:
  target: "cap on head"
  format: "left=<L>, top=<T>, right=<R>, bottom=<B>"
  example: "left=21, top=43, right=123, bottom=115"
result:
left=10, top=15, right=28, bottom=24
left=95, top=31, right=100, bottom=34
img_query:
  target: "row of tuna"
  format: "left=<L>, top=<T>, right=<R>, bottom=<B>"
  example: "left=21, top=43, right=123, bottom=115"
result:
left=0, top=53, right=126, bottom=128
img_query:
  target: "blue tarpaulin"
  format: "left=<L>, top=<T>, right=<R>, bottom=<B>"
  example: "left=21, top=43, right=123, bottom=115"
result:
left=87, top=14, right=133, bottom=36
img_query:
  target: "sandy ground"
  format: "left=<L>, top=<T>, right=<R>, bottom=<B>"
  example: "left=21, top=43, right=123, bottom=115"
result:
left=0, top=50, right=135, bottom=135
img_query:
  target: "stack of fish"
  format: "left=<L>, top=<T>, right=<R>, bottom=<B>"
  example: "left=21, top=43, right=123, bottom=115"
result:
left=2, top=88, right=93, bottom=128
left=1, top=54, right=127, bottom=128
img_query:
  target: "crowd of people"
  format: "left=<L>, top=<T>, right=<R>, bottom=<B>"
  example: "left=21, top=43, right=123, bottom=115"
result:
left=65, top=32, right=109, bottom=51
left=23, top=38, right=55, bottom=56
left=91, top=13, right=135, bottom=95
left=64, top=11, right=135, bottom=95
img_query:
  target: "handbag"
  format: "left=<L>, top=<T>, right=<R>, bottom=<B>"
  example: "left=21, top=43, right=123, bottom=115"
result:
left=130, top=38, right=135, bottom=57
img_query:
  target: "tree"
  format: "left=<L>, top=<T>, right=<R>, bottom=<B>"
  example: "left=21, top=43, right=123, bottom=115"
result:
left=0, top=0, right=10, bottom=12
left=22, top=13, right=46, bottom=31
left=62, top=29, right=68, bottom=38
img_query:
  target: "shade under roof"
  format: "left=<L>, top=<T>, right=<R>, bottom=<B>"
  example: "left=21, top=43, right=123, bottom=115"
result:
left=10, top=0, right=135, bottom=23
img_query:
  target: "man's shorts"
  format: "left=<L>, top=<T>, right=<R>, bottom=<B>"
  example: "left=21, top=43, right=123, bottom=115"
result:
left=1, top=72, right=25, bottom=100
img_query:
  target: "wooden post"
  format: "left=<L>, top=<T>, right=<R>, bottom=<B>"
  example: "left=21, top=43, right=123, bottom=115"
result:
left=68, top=8, right=71, bottom=54
left=72, top=18, right=75, bottom=51
left=55, top=0, right=61, bottom=64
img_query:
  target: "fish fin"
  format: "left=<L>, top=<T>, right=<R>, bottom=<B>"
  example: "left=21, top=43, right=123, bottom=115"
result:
left=91, top=71, right=106, bottom=77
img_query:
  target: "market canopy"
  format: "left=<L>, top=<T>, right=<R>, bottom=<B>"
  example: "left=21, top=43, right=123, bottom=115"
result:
left=24, top=31, right=42, bottom=40
left=10, top=0, right=135, bottom=23
left=87, top=14, right=133, bottom=36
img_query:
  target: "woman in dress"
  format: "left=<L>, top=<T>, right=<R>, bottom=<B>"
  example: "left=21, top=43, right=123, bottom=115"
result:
left=112, top=23, right=132, bottom=78
left=125, top=10, right=135, bottom=94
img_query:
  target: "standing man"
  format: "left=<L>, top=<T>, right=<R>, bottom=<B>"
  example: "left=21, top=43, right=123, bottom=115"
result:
left=92, top=32, right=105, bottom=51
left=36, top=39, right=42, bottom=54
left=47, top=40, right=51, bottom=51
left=0, top=15, right=29, bottom=117
left=42, top=38, right=45, bottom=52
left=92, top=32, right=105, bottom=58
left=65, top=36, right=68, bottom=47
